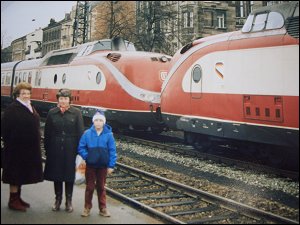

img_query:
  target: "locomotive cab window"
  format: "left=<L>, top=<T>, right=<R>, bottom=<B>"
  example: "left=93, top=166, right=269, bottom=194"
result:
left=242, top=14, right=254, bottom=32
left=266, top=12, right=284, bottom=30
left=242, top=11, right=284, bottom=33
left=92, top=41, right=112, bottom=53
left=192, top=65, right=202, bottom=83
left=252, top=13, right=268, bottom=32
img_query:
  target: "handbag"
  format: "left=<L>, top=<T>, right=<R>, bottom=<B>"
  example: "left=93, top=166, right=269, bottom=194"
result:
left=75, top=155, right=86, bottom=185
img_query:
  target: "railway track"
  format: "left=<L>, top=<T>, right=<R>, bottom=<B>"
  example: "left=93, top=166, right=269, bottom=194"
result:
left=1, top=135, right=298, bottom=223
left=115, top=134, right=299, bottom=180
left=106, top=163, right=298, bottom=224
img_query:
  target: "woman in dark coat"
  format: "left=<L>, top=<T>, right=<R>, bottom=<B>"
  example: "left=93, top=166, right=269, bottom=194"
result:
left=1, top=82, right=43, bottom=211
left=44, top=88, right=84, bottom=213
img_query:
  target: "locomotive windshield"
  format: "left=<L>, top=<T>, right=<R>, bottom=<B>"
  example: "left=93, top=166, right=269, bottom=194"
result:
left=91, top=38, right=136, bottom=53
left=242, top=11, right=284, bottom=33
left=242, top=2, right=298, bottom=34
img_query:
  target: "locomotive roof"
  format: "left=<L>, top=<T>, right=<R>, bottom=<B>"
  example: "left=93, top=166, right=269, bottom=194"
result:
left=1, top=58, right=43, bottom=71
left=250, top=1, right=298, bottom=20
left=40, top=38, right=135, bottom=66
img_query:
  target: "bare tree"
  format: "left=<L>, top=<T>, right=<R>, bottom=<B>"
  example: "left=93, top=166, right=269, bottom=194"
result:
left=134, top=1, right=179, bottom=54
left=91, top=1, right=136, bottom=41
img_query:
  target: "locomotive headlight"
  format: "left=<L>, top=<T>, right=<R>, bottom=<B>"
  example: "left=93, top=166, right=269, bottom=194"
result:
left=160, top=56, right=168, bottom=62
left=140, top=93, right=159, bottom=103
left=146, top=95, right=155, bottom=102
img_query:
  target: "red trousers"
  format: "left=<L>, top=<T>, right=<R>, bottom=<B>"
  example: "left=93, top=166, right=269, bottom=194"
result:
left=84, top=166, right=107, bottom=210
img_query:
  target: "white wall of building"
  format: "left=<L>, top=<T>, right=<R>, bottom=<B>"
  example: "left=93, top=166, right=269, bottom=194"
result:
left=25, top=28, right=43, bottom=60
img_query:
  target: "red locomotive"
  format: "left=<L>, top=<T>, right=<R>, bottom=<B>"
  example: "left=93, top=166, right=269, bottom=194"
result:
left=160, top=2, right=299, bottom=167
left=1, top=37, right=171, bottom=132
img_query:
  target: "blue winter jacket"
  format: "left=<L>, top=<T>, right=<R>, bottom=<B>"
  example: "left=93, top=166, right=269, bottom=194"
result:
left=78, top=124, right=117, bottom=168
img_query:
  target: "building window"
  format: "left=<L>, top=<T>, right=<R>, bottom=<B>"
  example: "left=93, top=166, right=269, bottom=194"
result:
left=250, top=1, right=254, bottom=12
left=183, top=11, right=193, bottom=28
left=204, top=11, right=213, bottom=27
left=217, top=13, right=225, bottom=29
left=240, top=1, right=244, bottom=18
left=267, top=1, right=284, bottom=6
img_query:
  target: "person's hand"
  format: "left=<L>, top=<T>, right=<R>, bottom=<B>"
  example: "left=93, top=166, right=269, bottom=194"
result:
left=107, top=168, right=114, bottom=175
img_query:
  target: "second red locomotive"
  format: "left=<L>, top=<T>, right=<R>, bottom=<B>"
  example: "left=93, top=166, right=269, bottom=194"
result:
left=160, top=2, right=299, bottom=167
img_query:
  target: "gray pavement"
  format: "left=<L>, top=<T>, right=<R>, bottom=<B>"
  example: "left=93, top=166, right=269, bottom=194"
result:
left=1, top=179, right=163, bottom=224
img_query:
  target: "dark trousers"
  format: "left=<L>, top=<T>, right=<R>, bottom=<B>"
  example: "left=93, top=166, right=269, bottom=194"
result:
left=54, top=181, right=74, bottom=200
left=84, top=166, right=107, bottom=210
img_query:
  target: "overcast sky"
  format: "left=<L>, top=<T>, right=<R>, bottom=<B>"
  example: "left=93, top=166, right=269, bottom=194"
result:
left=1, top=1, right=76, bottom=48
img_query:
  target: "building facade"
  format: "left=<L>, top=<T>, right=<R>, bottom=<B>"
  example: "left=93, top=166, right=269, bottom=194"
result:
left=42, top=19, right=62, bottom=57
left=11, top=36, right=26, bottom=61
left=25, top=28, right=43, bottom=60
left=7, top=1, right=289, bottom=62
left=60, top=13, right=74, bottom=49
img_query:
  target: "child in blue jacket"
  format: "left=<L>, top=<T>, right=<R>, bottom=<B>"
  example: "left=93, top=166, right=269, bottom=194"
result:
left=78, top=111, right=117, bottom=217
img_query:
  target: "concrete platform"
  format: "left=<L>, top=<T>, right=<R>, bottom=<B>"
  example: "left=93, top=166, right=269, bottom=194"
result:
left=1, top=179, right=164, bottom=224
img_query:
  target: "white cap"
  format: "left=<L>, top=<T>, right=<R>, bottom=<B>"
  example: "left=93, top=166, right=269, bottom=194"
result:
left=92, top=112, right=106, bottom=124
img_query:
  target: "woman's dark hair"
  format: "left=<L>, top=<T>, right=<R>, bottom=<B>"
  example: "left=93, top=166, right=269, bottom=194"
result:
left=56, top=88, right=72, bottom=100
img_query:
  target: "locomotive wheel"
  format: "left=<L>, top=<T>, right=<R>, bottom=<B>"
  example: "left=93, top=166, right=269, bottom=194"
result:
left=184, top=132, right=195, bottom=145
left=193, top=134, right=212, bottom=151
left=151, top=127, right=164, bottom=135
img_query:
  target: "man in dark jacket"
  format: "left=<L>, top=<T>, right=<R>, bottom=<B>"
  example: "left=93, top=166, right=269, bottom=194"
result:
left=1, top=82, right=43, bottom=211
left=44, top=88, right=84, bottom=212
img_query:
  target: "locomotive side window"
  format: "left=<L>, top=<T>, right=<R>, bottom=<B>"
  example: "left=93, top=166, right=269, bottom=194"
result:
left=34, top=71, right=39, bottom=86
left=14, top=73, right=19, bottom=85
left=35, top=71, right=41, bottom=86
left=252, top=13, right=267, bottom=32
left=28, top=72, right=32, bottom=84
left=62, top=73, right=66, bottom=84
left=47, top=53, right=74, bottom=65
left=266, top=12, right=284, bottom=30
left=96, top=72, right=102, bottom=84
left=1, top=73, right=5, bottom=85
left=192, top=65, right=202, bottom=83
left=5, top=72, right=11, bottom=85
left=23, top=72, right=27, bottom=82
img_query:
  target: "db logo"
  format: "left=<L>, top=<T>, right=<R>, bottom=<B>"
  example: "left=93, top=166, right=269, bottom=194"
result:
left=160, top=71, right=168, bottom=81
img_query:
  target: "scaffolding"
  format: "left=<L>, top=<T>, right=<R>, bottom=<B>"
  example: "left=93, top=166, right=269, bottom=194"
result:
left=72, top=1, right=90, bottom=46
